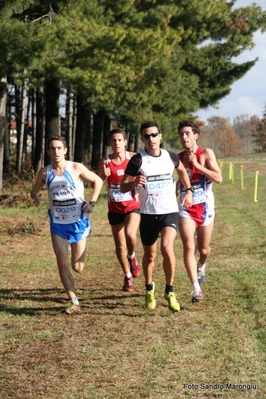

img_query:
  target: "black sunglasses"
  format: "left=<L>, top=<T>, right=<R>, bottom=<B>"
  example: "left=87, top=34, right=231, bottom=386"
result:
left=142, top=132, right=160, bottom=140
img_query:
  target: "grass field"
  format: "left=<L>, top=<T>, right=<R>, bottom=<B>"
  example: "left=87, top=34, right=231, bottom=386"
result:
left=0, top=155, right=266, bottom=399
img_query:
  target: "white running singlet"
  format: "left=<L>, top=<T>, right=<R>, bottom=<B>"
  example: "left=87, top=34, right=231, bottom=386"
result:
left=138, top=149, right=178, bottom=215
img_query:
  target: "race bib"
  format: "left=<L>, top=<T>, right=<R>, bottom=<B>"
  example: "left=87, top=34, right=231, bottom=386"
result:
left=53, top=199, right=79, bottom=219
left=110, top=183, right=133, bottom=202
left=146, top=173, right=172, bottom=196
left=181, top=184, right=206, bottom=205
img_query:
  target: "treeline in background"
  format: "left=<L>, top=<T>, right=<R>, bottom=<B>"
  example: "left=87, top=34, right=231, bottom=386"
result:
left=0, top=1, right=266, bottom=191
left=198, top=109, right=266, bottom=158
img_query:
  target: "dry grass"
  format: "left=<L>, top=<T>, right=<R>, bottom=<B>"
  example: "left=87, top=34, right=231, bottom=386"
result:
left=0, top=159, right=266, bottom=398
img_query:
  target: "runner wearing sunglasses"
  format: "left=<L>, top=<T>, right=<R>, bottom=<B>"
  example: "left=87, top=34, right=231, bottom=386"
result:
left=120, top=121, right=192, bottom=312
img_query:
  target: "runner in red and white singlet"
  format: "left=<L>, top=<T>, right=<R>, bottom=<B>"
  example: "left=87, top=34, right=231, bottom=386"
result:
left=177, top=120, right=222, bottom=303
left=96, top=128, right=141, bottom=292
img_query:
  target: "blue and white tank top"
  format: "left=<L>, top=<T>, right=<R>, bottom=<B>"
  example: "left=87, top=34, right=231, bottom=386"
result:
left=46, top=161, right=88, bottom=224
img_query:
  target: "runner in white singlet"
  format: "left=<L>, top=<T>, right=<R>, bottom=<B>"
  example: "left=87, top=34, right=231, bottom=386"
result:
left=120, top=121, right=193, bottom=312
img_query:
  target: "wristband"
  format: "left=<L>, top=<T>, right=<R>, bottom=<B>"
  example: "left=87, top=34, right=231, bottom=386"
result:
left=89, top=201, right=96, bottom=207
left=185, top=187, right=194, bottom=193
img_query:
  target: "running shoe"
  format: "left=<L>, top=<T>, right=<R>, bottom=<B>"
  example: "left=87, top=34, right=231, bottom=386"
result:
left=65, top=300, right=80, bottom=314
left=164, top=292, right=180, bottom=312
left=123, top=276, right=133, bottom=292
left=191, top=290, right=204, bottom=303
left=128, top=255, right=141, bottom=277
left=197, top=262, right=206, bottom=284
left=145, top=282, right=156, bottom=310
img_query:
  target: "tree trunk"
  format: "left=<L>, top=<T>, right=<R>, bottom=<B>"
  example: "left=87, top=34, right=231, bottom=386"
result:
left=31, top=88, right=37, bottom=166
left=72, top=96, right=77, bottom=158
left=91, top=110, right=105, bottom=170
left=0, top=77, right=8, bottom=192
left=24, top=87, right=32, bottom=156
left=134, top=130, right=140, bottom=152
left=45, top=78, right=60, bottom=165
left=66, top=89, right=74, bottom=160
left=3, top=120, right=9, bottom=174
left=127, top=130, right=135, bottom=152
left=4, top=80, right=10, bottom=174
left=84, top=103, right=92, bottom=166
left=15, top=84, right=22, bottom=173
left=16, top=79, right=27, bottom=174
left=103, top=114, right=111, bottom=157
left=33, top=87, right=45, bottom=172
left=74, top=95, right=88, bottom=163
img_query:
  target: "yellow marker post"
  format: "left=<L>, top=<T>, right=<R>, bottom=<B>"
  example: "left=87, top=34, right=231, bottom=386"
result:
left=231, top=163, right=234, bottom=184
left=219, top=160, right=223, bottom=175
left=254, top=171, right=259, bottom=202
left=229, top=162, right=233, bottom=180
left=241, top=165, right=246, bottom=190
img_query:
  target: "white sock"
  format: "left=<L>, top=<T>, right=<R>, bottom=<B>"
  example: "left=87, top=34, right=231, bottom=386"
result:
left=126, top=272, right=132, bottom=278
left=198, top=262, right=206, bottom=272
left=193, top=282, right=201, bottom=292
left=71, top=296, right=79, bottom=305
left=128, top=252, right=135, bottom=259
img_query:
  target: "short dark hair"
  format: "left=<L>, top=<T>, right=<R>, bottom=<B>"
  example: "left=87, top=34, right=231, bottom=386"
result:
left=178, top=120, right=200, bottom=135
left=46, top=135, right=67, bottom=150
left=109, top=128, right=127, bottom=140
left=140, top=121, right=160, bottom=135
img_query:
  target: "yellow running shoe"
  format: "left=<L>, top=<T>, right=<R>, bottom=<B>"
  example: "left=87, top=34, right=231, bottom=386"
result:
left=164, top=292, right=180, bottom=312
left=145, top=282, right=156, bottom=310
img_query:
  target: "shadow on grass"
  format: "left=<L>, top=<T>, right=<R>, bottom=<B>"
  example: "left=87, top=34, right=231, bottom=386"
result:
left=0, top=287, right=67, bottom=316
left=0, top=287, right=66, bottom=301
left=0, top=287, right=144, bottom=316
left=0, top=305, right=64, bottom=316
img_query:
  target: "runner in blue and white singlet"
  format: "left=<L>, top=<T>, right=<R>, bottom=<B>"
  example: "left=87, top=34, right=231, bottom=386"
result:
left=46, top=161, right=90, bottom=225
left=31, top=136, right=103, bottom=314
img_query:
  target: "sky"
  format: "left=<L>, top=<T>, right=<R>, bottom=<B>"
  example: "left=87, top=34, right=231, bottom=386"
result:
left=196, top=0, right=266, bottom=124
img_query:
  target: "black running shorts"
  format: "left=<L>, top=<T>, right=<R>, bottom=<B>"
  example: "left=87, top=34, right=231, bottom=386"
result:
left=108, top=209, right=140, bottom=226
left=140, top=212, right=178, bottom=246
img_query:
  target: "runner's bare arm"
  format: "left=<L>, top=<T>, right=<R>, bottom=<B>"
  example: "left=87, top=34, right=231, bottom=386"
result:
left=96, top=158, right=110, bottom=180
left=120, top=173, right=146, bottom=193
left=190, top=148, right=222, bottom=184
left=31, top=168, right=47, bottom=206
left=176, top=162, right=193, bottom=208
left=77, top=164, right=103, bottom=202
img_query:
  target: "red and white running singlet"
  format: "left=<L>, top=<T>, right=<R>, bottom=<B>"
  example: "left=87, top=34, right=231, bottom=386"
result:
left=178, top=147, right=215, bottom=227
left=106, top=152, right=140, bottom=213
